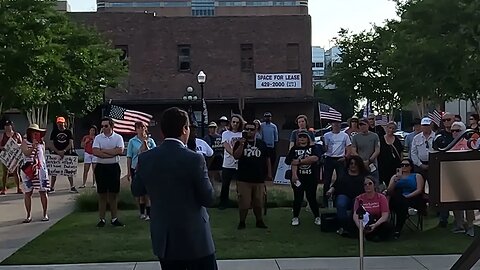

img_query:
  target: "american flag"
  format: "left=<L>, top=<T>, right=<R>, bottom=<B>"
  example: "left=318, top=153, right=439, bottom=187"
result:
left=318, top=102, right=342, bottom=122
left=107, top=105, right=153, bottom=134
left=428, top=109, right=442, bottom=127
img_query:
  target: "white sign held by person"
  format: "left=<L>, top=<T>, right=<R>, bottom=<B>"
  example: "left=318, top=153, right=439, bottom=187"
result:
left=256, top=73, right=302, bottom=89
left=46, top=154, right=78, bottom=177
left=0, top=138, right=23, bottom=172
left=274, top=156, right=291, bottom=185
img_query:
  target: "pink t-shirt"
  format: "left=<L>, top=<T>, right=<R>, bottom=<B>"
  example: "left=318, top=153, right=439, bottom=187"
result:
left=354, top=193, right=389, bottom=218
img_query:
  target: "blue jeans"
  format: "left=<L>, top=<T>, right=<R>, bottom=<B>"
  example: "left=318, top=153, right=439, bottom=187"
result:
left=336, top=194, right=353, bottom=227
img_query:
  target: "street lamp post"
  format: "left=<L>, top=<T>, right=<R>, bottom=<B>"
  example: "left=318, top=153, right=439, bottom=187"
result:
left=182, top=86, right=198, bottom=118
left=197, top=70, right=206, bottom=137
left=100, top=78, right=107, bottom=117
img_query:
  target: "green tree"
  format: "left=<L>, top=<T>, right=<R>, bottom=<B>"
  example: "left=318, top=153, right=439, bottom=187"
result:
left=0, top=0, right=126, bottom=126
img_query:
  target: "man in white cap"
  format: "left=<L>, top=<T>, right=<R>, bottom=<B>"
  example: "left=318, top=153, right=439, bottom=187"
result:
left=410, top=117, right=435, bottom=184
left=217, top=116, right=229, bottom=135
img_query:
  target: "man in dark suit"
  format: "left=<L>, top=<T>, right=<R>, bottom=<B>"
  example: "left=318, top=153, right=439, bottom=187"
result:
left=132, top=107, right=217, bottom=270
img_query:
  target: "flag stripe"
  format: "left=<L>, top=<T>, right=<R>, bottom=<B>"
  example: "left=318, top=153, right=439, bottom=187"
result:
left=318, top=102, right=342, bottom=122
left=428, top=110, right=442, bottom=126
left=108, top=105, right=153, bottom=135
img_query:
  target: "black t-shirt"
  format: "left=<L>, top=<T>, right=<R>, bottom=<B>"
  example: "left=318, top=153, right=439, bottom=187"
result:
left=434, top=129, right=454, bottom=149
left=285, top=145, right=319, bottom=179
left=50, top=128, right=73, bottom=151
left=204, top=134, right=224, bottom=155
left=332, top=173, right=366, bottom=199
left=233, top=139, right=268, bottom=183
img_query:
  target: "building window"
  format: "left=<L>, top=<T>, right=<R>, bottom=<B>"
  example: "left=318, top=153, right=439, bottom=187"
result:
left=287, top=43, right=299, bottom=71
left=316, top=62, right=324, bottom=68
left=115, top=45, right=129, bottom=61
left=240, top=44, right=254, bottom=72
left=178, top=45, right=191, bottom=71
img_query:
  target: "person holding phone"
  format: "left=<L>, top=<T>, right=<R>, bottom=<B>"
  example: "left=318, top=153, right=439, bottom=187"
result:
left=233, top=121, right=271, bottom=229
left=285, top=130, right=321, bottom=227
left=127, top=121, right=156, bottom=221
left=353, top=176, right=393, bottom=241
left=386, top=158, right=425, bottom=238
left=20, top=124, right=50, bottom=223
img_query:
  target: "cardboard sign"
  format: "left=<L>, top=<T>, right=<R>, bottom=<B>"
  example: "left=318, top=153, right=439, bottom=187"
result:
left=273, top=156, right=291, bottom=185
left=0, top=138, right=23, bottom=172
left=46, top=154, right=78, bottom=177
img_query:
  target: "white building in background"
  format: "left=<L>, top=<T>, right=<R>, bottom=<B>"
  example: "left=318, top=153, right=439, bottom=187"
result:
left=325, top=46, right=341, bottom=67
left=312, top=46, right=325, bottom=86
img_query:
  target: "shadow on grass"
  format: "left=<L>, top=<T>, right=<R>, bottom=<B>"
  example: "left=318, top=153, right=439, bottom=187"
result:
left=1, top=208, right=475, bottom=265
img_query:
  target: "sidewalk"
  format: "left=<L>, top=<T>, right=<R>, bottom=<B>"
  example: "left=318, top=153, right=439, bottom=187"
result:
left=0, top=255, right=478, bottom=270
left=0, top=157, right=127, bottom=263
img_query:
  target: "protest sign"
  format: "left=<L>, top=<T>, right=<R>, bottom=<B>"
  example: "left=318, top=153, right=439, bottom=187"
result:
left=0, top=138, right=23, bottom=172
left=46, top=154, right=78, bottom=177
left=273, top=156, right=291, bottom=185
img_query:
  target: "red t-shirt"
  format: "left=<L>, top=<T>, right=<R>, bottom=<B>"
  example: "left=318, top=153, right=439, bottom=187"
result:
left=82, top=135, right=94, bottom=154
left=354, top=193, right=389, bottom=218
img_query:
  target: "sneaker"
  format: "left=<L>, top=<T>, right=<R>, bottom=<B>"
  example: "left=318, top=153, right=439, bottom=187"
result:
left=451, top=226, right=466, bottom=234
left=291, top=217, right=300, bottom=226
left=256, top=221, right=268, bottom=229
left=91, top=185, right=96, bottom=188
left=70, top=187, right=79, bottom=193
left=393, top=231, right=401, bottom=239
left=48, top=188, right=55, bottom=194
left=408, top=207, right=418, bottom=216
left=144, top=216, right=150, bottom=221
left=78, top=185, right=86, bottom=189
left=111, top=218, right=125, bottom=227
left=336, top=227, right=345, bottom=235
left=237, top=222, right=246, bottom=230
left=0, top=189, right=5, bottom=195
left=466, top=227, right=475, bottom=237
left=139, top=214, right=146, bottom=220
left=314, top=217, right=321, bottom=226
left=96, top=219, right=106, bottom=228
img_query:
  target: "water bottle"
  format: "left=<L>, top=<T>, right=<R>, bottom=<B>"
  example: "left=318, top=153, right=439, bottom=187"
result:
left=328, top=197, right=334, bottom=208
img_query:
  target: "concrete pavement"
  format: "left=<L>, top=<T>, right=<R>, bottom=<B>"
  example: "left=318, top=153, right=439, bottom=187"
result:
left=0, top=255, right=479, bottom=270
left=1, top=157, right=479, bottom=269
left=0, top=157, right=127, bottom=263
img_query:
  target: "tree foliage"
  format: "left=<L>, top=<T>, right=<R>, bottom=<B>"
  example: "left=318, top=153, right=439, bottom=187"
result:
left=329, top=0, right=480, bottom=116
left=0, top=0, right=126, bottom=125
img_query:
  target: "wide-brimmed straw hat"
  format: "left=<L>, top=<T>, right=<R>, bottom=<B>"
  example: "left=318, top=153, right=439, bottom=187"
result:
left=27, top=123, right=46, bottom=133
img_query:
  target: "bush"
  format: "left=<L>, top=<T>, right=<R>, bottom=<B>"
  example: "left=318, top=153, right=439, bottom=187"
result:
left=75, top=189, right=137, bottom=212
left=74, top=183, right=325, bottom=212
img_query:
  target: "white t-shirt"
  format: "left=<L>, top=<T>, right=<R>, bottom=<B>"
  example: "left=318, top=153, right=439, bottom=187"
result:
left=92, top=132, right=124, bottom=164
left=221, top=130, right=242, bottom=169
left=323, top=131, right=351, bottom=157
left=195, top=138, right=213, bottom=157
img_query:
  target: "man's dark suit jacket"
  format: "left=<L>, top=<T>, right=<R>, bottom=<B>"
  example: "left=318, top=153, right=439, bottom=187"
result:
left=133, top=138, right=216, bottom=260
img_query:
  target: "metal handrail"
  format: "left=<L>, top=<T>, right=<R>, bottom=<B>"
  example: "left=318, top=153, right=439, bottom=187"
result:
left=433, top=129, right=480, bottom=152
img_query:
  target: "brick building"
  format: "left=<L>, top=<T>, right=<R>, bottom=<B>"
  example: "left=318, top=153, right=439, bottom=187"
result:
left=96, top=0, right=308, bottom=16
left=70, top=13, right=314, bottom=149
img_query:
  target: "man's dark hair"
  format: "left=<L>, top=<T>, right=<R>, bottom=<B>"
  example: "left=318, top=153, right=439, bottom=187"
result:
left=455, top=114, right=462, bottom=121
left=229, top=114, right=245, bottom=132
left=161, top=107, right=189, bottom=138
left=101, top=117, right=115, bottom=127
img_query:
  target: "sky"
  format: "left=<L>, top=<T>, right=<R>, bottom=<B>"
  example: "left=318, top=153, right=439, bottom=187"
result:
left=68, top=0, right=398, bottom=48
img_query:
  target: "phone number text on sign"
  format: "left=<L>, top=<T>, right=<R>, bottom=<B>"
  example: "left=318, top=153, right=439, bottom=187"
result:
left=255, top=73, right=302, bottom=89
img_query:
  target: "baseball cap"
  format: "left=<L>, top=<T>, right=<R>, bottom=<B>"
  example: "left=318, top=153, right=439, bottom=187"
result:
left=421, top=117, right=432, bottom=126
left=264, top=112, right=272, bottom=117
left=359, top=118, right=369, bottom=124
left=4, top=120, right=12, bottom=126
left=219, top=116, right=228, bottom=122
left=208, top=122, right=217, bottom=128
left=56, top=116, right=66, bottom=123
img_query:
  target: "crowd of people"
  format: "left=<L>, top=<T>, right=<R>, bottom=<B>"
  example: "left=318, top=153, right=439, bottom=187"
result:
left=1, top=110, right=479, bottom=238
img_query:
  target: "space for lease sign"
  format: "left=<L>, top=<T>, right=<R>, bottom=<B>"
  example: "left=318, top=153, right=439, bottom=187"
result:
left=256, top=73, right=302, bottom=89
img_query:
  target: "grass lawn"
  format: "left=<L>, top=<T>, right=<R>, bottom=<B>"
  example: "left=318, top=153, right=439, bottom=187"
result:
left=2, top=208, right=475, bottom=265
